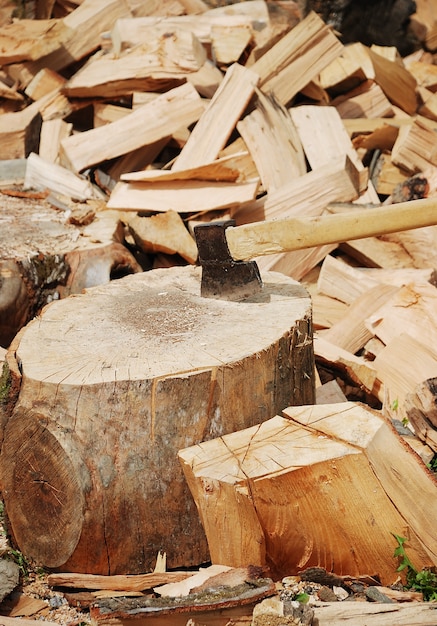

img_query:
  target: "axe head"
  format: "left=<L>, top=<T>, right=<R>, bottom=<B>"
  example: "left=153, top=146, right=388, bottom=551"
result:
left=194, top=220, right=262, bottom=300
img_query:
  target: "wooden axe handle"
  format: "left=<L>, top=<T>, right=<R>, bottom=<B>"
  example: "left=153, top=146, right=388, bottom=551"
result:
left=225, top=197, right=437, bottom=261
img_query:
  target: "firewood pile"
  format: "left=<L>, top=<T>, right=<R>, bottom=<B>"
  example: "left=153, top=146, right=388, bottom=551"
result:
left=1, top=0, right=437, bottom=624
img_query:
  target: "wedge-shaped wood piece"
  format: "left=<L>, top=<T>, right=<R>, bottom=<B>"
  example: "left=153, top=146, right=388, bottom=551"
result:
left=368, top=47, right=417, bottom=115
left=210, top=21, right=253, bottom=65
left=178, top=401, right=437, bottom=584
left=60, top=82, right=204, bottom=172
left=107, top=179, right=259, bottom=213
left=237, top=89, right=306, bottom=193
left=125, top=210, right=198, bottom=263
left=410, top=0, right=437, bottom=51
left=0, top=102, right=42, bottom=160
left=63, top=29, right=207, bottom=98
left=171, top=63, right=259, bottom=171
left=319, top=42, right=374, bottom=93
left=0, top=19, right=72, bottom=64
left=250, top=11, right=343, bottom=105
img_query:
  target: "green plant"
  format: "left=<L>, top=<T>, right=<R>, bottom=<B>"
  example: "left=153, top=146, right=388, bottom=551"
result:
left=427, top=454, right=437, bottom=474
left=9, top=548, right=30, bottom=580
left=393, top=533, right=437, bottom=601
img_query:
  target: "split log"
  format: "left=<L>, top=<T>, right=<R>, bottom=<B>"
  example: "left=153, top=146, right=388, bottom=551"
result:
left=178, top=401, right=437, bottom=584
left=0, top=103, right=42, bottom=160
left=60, top=82, right=204, bottom=173
left=0, top=266, right=314, bottom=574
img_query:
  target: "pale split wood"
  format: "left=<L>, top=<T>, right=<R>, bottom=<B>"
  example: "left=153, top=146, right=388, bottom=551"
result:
left=60, top=82, right=204, bottom=172
left=289, top=104, right=372, bottom=197
left=332, top=80, right=394, bottom=119
left=106, top=179, right=259, bottom=213
left=6, top=0, right=133, bottom=86
left=210, top=22, right=253, bottom=65
left=171, top=63, right=259, bottom=171
left=314, top=336, right=379, bottom=396
left=236, top=89, right=306, bottom=193
left=0, top=18, right=73, bottom=64
left=24, top=153, right=103, bottom=201
left=24, top=67, right=66, bottom=100
left=62, top=30, right=207, bottom=99
left=310, top=601, right=437, bottom=625
left=124, top=210, right=198, bottom=263
left=368, top=47, right=418, bottom=115
left=339, top=236, right=417, bottom=269
left=0, top=102, right=42, bottom=160
left=319, top=41, right=375, bottom=91
left=251, top=11, right=343, bottom=105
left=39, top=118, right=72, bottom=164
left=320, top=283, right=400, bottom=354
left=391, top=116, right=437, bottom=173
left=365, top=282, right=437, bottom=350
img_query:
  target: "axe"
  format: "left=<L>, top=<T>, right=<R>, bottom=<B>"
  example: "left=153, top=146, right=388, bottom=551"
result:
left=194, top=197, right=437, bottom=300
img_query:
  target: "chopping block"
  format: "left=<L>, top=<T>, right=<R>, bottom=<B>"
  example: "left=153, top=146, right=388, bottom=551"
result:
left=0, top=265, right=314, bottom=574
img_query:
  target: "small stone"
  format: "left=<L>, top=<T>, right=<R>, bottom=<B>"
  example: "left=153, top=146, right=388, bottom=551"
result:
left=317, top=586, right=338, bottom=602
left=0, top=559, right=20, bottom=602
left=365, top=586, right=395, bottom=603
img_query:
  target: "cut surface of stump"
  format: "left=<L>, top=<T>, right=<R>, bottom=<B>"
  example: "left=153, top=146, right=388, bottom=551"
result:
left=0, top=266, right=314, bottom=574
left=179, top=401, right=437, bottom=584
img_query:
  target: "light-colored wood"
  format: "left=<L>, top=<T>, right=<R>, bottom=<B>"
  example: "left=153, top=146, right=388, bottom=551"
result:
left=251, top=11, right=343, bottom=105
left=7, top=0, right=133, bottom=85
left=0, top=266, right=313, bottom=573
left=178, top=401, right=437, bottom=584
left=384, top=224, right=437, bottom=269
left=106, top=179, right=259, bottom=213
left=0, top=102, right=42, bottom=160
left=318, top=45, right=370, bottom=93
left=24, top=67, right=66, bottom=100
left=60, top=82, right=204, bottom=172
left=406, top=60, right=437, bottom=92
left=406, top=378, right=437, bottom=453
left=365, top=282, right=437, bottom=350
left=368, top=47, right=418, bottom=116
left=125, top=210, right=198, bottom=263
left=224, top=196, right=437, bottom=261
left=340, top=236, right=416, bottom=269
left=314, top=336, right=379, bottom=396
left=236, top=89, right=306, bottom=193
left=38, top=118, right=72, bottom=163
left=0, top=18, right=72, bottom=64
left=171, top=63, right=259, bottom=171
left=63, top=29, right=207, bottom=98
left=290, top=104, right=371, bottom=197
left=392, top=116, right=437, bottom=173
left=24, top=153, right=102, bottom=201
left=418, top=86, right=437, bottom=121
left=410, top=0, right=437, bottom=51
left=210, top=22, right=253, bottom=65
left=320, top=283, right=399, bottom=354
left=374, top=333, right=437, bottom=413
left=333, top=80, right=394, bottom=119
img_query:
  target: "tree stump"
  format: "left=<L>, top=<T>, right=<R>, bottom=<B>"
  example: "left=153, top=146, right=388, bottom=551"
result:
left=0, top=194, right=141, bottom=348
left=0, top=266, right=314, bottom=574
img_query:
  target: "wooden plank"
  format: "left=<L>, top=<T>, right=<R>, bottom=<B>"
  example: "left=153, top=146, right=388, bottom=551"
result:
left=171, top=63, right=259, bottom=171
left=311, top=601, right=437, bottom=626
left=47, top=571, right=193, bottom=591
left=60, top=82, right=204, bottom=172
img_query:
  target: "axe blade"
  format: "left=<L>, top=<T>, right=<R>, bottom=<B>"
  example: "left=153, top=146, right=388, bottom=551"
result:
left=194, top=220, right=262, bottom=300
